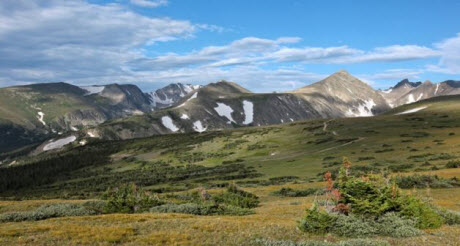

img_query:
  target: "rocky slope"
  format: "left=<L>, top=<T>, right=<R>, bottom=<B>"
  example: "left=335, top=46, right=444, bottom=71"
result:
left=87, top=71, right=391, bottom=140
left=0, top=82, right=199, bottom=152
left=379, top=79, right=460, bottom=107
left=146, top=83, right=202, bottom=108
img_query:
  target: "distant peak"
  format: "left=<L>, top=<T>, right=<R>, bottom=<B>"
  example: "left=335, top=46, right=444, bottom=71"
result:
left=393, top=79, right=421, bottom=89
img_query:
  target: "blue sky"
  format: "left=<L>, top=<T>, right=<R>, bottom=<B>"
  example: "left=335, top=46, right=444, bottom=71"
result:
left=1, top=0, right=459, bottom=92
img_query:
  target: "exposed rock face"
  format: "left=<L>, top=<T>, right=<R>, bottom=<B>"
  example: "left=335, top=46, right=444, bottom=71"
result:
left=146, top=83, right=202, bottom=108
left=92, top=72, right=392, bottom=140
left=380, top=79, right=460, bottom=107
left=293, top=70, right=390, bottom=117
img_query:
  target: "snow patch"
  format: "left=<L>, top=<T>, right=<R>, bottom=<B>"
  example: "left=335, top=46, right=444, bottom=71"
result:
left=242, top=100, right=254, bottom=125
left=434, top=83, right=440, bottom=95
left=395, top=106, right=428, bottom=115
left=81, top=86, right=105, bottom=95
left=214, top=103, right=235, bottom=123
left=43, top=135, right=76, bottom=151
left=193, top=120, right=207, bottom=133
left=382, top=88, right=393, bottom=94
left=180, top=114, right=190, bottom=120
left=406, top=94, right=415, bottom=104
left=79, top=140, right=87, bottom=146
left=87, top=130, right=98, bottom=138
left=346, top=99, right=376, bottom=117
left=416, top=93, right=424, bottom=101
left=161, top=116, right=179, bottom=132
left=37, top=112, right=46, bottom=126
left=70, top=126, right=78, bottom=131
left=148, top=92, right=174, bottom=107
left=177, top=92, right=198, bottom=107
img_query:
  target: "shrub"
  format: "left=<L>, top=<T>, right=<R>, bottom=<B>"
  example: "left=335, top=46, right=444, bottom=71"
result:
left=445, top=160, right=460, bottom=168
left=82, top=200, right=108, bottom=214
left=150, top=202, right=253, bottom=216
left=298, top=204, right=337, bottom=234
left=374, top=212, right=421, bottom=237
left=102, top=183, right=164, bottom=213
left=0, top=203, right=95, bottom=223
left=394, top=174, right=460, bottom=188
left=331, top=214, right=377, bottom=237
left=272, top=187, right=324, bottom=197
left=396, top=195, right=444, bottom=229
left=433, top=207, right=460, bottom=225
left=213, top=184, right=259, bottom=209
left=388, top=163, right=414, bottom=172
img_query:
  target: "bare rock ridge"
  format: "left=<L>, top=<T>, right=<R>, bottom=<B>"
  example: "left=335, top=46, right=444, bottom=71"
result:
left=379, top=78, right=460, bottom=107
left=90, top=71, right=392, bottom=140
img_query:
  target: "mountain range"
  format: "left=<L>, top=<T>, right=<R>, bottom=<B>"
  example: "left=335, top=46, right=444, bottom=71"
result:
left=0, top=70, right=459, bottom=155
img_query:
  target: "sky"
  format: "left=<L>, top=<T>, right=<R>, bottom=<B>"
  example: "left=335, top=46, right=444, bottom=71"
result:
left=0, top=0, right=459, bottom=92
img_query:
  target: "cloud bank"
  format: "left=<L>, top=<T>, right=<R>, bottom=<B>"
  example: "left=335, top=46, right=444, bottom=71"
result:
left=0, top=1, right=458, bottom=92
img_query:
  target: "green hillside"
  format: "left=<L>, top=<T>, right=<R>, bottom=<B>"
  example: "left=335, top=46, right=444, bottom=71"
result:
left=2, top=95, right=459, bottom=197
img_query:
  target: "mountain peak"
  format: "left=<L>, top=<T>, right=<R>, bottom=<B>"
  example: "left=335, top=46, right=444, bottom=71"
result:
left=204, top=80, right=252, bottom=94
left=393, top=79, right=422, bottom=89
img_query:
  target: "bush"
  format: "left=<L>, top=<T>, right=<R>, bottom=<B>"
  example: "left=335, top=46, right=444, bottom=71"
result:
left=331, top=214, right=377, bottom=238
left=213, top=184, right=259, bottom=209
left=397, top=195, right=444, bottom=229
left=445, top=160, right=460, bottom=168
left=272, top=187, right=324, bottom=197
left=433, top=207, right=460, bottom=225
left=298, top=205, right=337, bottom=234
left=150, top=202, right=253, bottom=216
left=82, top=200, right=108, bottom=214
left=0, top=203, right=95, bottom=223
left=374, top=212, right=421, bottom=237
left=102, top=183, right=164, bottom=213
left=394, top=174, right=460, bottom=188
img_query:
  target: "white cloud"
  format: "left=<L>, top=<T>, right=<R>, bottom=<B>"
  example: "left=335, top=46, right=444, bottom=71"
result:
left=0, top=1, right=458, bottom=92
left=427, top=33, right=460, bottom=74
left=271, top=46, right=362, bottom=62
left=0, top=0, right=199, bottom=83
left=130, top=0, right=168, bottom=8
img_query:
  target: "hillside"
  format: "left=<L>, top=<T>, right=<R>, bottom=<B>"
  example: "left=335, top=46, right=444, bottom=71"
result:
left=0, top=82, right=198, bottom=153
left=2, top=94, right=460, bottom=196
left=1, top=94, right=460, bottom=245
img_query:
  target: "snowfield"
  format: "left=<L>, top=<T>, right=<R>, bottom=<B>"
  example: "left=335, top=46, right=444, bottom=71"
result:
left=43, top=135, right=76, bottom=151
left=180, top=114, right=190, bottom=119
left=395, top=106, right=428, bottom=115
left=193, top=120, right=207, bottom=133
left=81, top=86, right=105, bottom=95
left=242, top=100, right=254, bottom=125
left=214, top=102, right=235, bottom=123
left=37, top=112, right=46, bottom=126
left=407, top=94, right=415, bottom=104
left=346, top=99, right=376, bottom=117
left=161, top=116, right=179, bottom=132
